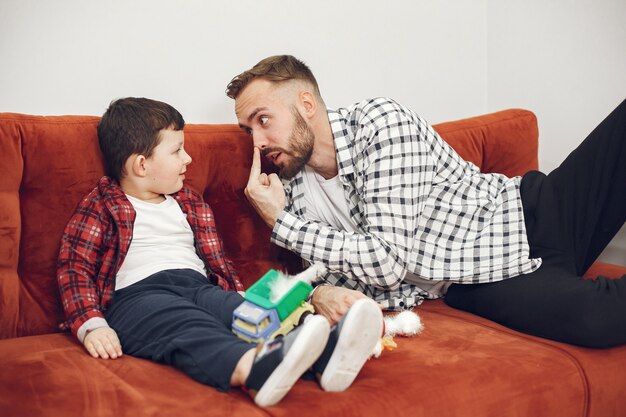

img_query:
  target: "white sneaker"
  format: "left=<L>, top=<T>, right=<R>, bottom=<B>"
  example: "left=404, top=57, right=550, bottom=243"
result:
left=246, top=314, right=330, bottom=407
left=312, top=298, right=383, bottom=392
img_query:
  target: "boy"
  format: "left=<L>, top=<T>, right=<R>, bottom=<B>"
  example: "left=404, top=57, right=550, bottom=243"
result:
left=57, top=97, right=383, bottom=407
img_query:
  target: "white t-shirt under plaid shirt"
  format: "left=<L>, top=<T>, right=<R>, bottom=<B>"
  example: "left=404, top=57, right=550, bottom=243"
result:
left=271, top=97, right=542, bottom=310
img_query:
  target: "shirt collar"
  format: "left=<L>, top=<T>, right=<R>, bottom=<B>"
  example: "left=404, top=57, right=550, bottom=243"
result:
left=327, top=108, right=355, bottom=179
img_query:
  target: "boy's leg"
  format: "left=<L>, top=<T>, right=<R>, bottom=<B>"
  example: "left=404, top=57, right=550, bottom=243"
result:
left=105, top=270, right=252, bottom=391
left=107, top=269, right=331, bottom=406
left=191, top=278, right=246, bottom=327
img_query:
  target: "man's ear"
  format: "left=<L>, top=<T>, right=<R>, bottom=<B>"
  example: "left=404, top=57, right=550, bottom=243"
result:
left=299, top=90, right=318, bottom=119
left=128, top=154, right=148, bottom=177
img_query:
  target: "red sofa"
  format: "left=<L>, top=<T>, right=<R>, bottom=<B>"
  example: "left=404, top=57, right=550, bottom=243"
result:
left=1, top=109, right=625, bottom=417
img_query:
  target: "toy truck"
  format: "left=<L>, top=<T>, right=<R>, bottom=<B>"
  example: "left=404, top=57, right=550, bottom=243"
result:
left=232, top=269, right=315, bottom=343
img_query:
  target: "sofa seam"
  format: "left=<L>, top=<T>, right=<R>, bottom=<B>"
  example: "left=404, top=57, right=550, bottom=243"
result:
left=0, top=115, right=100, bottom=124
left=433, top=110, right=536, bottom=135
left=0, top=116, right=244, bottom=136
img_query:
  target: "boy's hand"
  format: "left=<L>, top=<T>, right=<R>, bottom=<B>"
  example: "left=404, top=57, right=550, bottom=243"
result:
left=311, top=286, right=370, bottom=325
left=245, top=147, right=286, bottom=228
left=83, top=327, right=123, bottom=359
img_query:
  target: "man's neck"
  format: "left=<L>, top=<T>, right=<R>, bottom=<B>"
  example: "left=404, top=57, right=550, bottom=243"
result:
left=308, top=115, right=338, bottom=179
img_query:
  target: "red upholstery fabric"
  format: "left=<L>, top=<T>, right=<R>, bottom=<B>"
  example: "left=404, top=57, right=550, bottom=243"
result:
left=1, top=110, right=624, bottom=417
left=434, top=108, right=539, bottom=177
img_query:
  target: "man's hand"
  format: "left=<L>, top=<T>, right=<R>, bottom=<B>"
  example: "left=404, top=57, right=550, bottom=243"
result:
left=245, top=147, right=286, bottom=228
left=83, top=327, right=123, bottom=359
left=311, top=285, right=371, bottom=324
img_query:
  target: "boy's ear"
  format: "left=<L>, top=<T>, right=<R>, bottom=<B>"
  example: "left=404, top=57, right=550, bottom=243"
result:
left=128, top=154, right=148, bottom=177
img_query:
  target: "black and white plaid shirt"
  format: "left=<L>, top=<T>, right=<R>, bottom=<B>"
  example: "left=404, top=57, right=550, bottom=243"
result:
left=272, top=98, right=541, bottom=310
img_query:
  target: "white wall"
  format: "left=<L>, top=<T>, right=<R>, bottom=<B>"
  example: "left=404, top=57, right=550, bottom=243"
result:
left=487, top=0, right=626, bottom=265
left=0, top=0, right=487, bottom=124
left=1, top=0, right=624, bottom=265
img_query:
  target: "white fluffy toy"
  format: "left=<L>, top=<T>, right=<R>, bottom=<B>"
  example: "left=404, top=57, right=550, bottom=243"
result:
left=372, top=310, right=424, bottom=358
left=267, top=262, right=327, bottom=303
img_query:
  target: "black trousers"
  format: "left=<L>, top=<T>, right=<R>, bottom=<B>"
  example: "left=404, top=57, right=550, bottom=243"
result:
left=105, top=269, right=252, bottom=390
left=445, top=98, right=626, bottom=348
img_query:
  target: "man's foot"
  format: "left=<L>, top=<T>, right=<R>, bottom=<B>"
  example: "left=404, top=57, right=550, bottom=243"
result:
left=312, top=298, right=383, bottom=392
left=246, top=315, right=330, bottom=407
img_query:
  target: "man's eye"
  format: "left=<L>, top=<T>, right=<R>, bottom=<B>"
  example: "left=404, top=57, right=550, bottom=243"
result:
left=260, top=116, right=269, bottom=125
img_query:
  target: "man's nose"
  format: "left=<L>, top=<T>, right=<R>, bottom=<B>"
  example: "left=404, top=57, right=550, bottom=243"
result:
left=252, top=132, right=268, bottom=150
left=183, top=149, right=192, bottom=165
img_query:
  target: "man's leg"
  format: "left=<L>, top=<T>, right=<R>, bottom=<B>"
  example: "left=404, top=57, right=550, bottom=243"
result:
left=446, top=99, right=626, bottom=348
left=445, top=255, right=626, bottom=348
left=526, top=98, right=626, bottom=274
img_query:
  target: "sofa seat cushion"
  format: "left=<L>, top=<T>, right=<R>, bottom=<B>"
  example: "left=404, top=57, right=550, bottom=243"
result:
left=0, top=333, right=267, bottom=417
left=422, top=299, right=626, bottom=417
left=0, top=307, right=595, bottom=417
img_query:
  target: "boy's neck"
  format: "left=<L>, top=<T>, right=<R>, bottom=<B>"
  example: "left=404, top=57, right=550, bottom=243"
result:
left=119, top=178, right=166, bottom=204
left=128, top=192, right=166, bottom=204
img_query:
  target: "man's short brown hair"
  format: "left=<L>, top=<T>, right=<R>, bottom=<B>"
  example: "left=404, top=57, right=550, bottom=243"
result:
left=226, top=55, right=322, bottom=100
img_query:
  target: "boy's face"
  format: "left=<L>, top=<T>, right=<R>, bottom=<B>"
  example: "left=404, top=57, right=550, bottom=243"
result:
left=144, top=128, right=191, bottom=196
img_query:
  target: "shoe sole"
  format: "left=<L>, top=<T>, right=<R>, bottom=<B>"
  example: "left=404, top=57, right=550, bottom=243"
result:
left=255, top=315, right=330, bottom=407
left=320, top=298, right=383, bottom=392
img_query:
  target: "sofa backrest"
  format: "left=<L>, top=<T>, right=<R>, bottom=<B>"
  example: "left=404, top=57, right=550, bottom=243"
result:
left=0, top=109, right=538, bottom=339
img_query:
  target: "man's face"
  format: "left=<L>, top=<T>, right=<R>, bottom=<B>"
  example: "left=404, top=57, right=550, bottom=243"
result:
left=235, top=79, right=314, bottom=179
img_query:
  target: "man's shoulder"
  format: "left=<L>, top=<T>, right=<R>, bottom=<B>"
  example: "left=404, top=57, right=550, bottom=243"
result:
left=341, top=97, right=415, bottom=127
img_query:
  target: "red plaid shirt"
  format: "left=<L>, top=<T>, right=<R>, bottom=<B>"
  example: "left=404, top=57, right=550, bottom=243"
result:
left=57, top=177, right=244, bottom=338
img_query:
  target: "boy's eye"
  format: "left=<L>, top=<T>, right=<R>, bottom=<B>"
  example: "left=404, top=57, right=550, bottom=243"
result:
left=259, top=116, right=269, bottom=125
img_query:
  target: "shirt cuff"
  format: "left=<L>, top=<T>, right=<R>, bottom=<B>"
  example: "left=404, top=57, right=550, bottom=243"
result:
left=306, top=282, right=331, bottom=304
left=77, top=317, right=110, bottom=343
left=271, top=210, right=305, bottom=250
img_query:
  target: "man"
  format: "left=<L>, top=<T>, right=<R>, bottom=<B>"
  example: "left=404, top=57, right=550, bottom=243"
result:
left=227, top=55, right=626, bottom=348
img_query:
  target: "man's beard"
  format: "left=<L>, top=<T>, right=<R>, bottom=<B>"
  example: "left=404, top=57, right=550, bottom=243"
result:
left=263, top=108, right=314, bottom=180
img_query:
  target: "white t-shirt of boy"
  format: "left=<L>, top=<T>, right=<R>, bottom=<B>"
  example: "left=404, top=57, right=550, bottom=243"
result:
left=115, top=194, right=207, bottom=290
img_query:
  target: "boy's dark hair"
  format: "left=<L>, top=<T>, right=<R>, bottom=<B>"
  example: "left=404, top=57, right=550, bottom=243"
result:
left=97, top=97, right=185, bottom=181
left=226, top=55, right=322, bottom=101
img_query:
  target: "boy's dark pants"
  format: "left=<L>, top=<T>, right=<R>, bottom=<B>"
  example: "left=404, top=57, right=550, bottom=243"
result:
left=445, top=98, right=626, bottom=348
left=105, top=269, right=253, bottom=390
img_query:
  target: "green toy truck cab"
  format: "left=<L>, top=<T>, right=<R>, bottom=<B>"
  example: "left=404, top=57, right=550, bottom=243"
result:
left=232, top=270, right=315, bottom=343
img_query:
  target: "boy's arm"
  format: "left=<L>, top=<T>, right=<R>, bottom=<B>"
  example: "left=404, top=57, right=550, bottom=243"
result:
left=83, top=327, right=123, bottom=359
left=56, top=194, right=117, bottom=348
